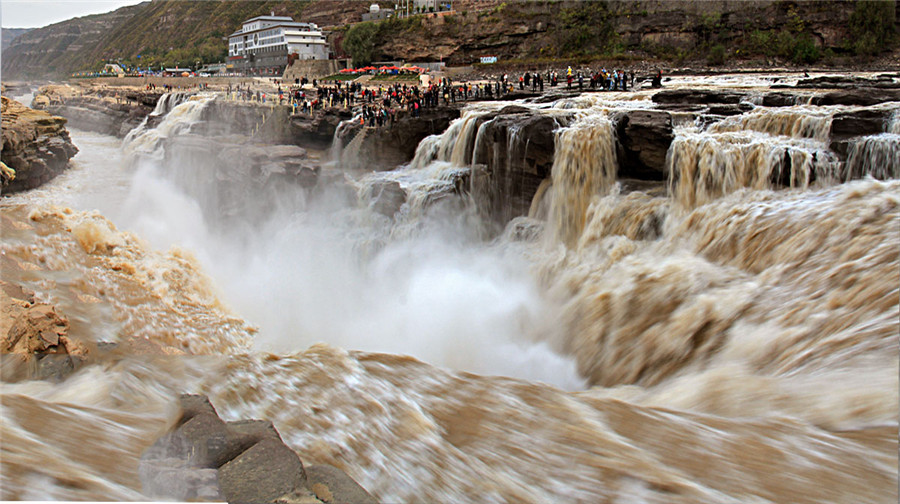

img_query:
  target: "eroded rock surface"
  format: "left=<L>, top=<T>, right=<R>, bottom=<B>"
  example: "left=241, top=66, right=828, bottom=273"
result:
left=1, top=96, right=78, bottom=193
left=33, top=84, right=163, bottom=138
left=0, top=280, right=87, bottom=382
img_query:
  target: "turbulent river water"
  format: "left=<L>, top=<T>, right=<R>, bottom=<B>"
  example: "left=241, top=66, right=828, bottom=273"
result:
left=1, top=74, right=898, bottom=503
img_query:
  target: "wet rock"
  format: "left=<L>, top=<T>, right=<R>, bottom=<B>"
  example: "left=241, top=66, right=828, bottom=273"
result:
left=471, top=110, right=565, bottom=225
left=651, top=89, right=748, bottom=106
left=5, top=303, right=68, bottom=354
left=0, top=280, right=87, bottom=382
left=830, top=109, right=891, bottom=141
left=371, top=180, right=407, bottom=217
left=707, top=103, right=754, bottom=116
left=179, top=413, right=231, bottom=468
left=218, top=437, right=308, bottom=504
left=829, top=109, right=892, bottom=158
left=615, top=110, right=674, bottom=180
left=1, top=161, right=15, bottom=189
left=1, top=96, right=78, bottom=193
left=791, top=75, right=900, bottom=89
left=290, top=107, right=354, bottom=149
left=811, top=88, right=900, bottom=107
left=305, top=464, right=377, bottom=504
left=177, top=411, right=284, bottom=462
left=178, top=393, right=219, bottom=425
left=348, top=106, right=461, bottom=171
left=761, top=92, right=805, bottom=107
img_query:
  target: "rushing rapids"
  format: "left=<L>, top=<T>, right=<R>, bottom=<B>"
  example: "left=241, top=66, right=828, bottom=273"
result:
left=2, top=73, right=898, bottom=503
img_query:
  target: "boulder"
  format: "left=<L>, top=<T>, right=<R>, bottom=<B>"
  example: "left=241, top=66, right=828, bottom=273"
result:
left=1, top=96, right=78, bottom=193
left=306, top=464, right=377, bottom=504
left=615, top=110, right=674, bottom=180
left=178, top=394, right=218, bottom=425
left=179, top=413, right=231, bottom=467
left=371, top=180, right=407, bottom=217
left=0, top=279, right=86, bottom=382
left=218, top=437, right=308, bottom=504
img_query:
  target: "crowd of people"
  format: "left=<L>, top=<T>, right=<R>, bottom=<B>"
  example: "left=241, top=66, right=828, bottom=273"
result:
left=220, top=66, right=658, bottom=130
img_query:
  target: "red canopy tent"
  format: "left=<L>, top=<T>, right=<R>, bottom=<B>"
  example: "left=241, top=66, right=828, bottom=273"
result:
left=339, top=68, right=355, bottom=73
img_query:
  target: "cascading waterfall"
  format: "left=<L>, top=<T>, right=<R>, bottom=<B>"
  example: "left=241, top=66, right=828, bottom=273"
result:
left=151, top=92, right=191, bottom=117
left=408, top=108, right=496, bottom=169
left=667, top=125, right=840, bottom=209
left=707, top=106, right=834, bottom=141
left=123, top=94, right=216, bottom=162
left=330, top=113, right=363, bottom=166
left=844, top=133, right=900, bottom=180
left=546, top=113, right=618, bottom=246
left=3, top=72, right=899, bottom=504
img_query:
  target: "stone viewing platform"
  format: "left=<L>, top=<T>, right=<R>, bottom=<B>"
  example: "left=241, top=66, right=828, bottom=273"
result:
left=1, top=96, right=78, bottom=193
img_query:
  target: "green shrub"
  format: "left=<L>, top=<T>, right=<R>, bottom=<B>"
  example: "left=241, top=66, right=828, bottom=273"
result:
left=847, top=0, right=896, bottom=56
left=555, top=1, right=619, bottom=57
left=343, top=21, right=380, bottom=66
left=792, top=35, right=820, bottom=64
left=707, top=44, right=727, bottom=65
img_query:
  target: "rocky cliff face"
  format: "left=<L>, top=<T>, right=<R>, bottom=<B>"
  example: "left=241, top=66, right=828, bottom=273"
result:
left=1, top=96, right=79, bottom=193
left=33, top=85, right=162, bottom=138
left=1, top=28, right=33, bottom=53
left=358, top=0, right=869, bottom=66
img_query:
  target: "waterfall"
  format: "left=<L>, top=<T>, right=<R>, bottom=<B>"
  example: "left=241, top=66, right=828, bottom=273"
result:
left=546, top=114, right=617, bottom=246
left=122, top=94, right=216, bottom=162
left=666, top=129, right=840, bottom=209
left=844, top=133, right=900, bottom=180
left=408, top=109, right=491, bottom=169
left=707, top=106, right=834, bottom=141
left=150, top=92, right=190, bottom=116
left=890, top=109, right=900, bottom=135
left=3, top=72, right=899, bottom=504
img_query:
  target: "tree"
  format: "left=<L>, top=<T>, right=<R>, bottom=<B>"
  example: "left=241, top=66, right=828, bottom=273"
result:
left=342, top=21, right=380, bottom=66
left=848, top=0, right=897, bottom=56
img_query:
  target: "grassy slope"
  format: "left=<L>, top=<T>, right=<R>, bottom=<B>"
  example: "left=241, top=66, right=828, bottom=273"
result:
left=92, top=0, right=313, bottom=68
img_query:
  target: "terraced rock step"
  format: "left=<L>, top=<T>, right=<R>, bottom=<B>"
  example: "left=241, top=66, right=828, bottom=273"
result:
left=1, top=96, right=78, bottom=193
left=141, top=394, right=377, bottom=504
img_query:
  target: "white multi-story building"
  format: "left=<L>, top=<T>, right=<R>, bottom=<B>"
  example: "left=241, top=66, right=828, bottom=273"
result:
left=227, top=15, right=328, bottom=75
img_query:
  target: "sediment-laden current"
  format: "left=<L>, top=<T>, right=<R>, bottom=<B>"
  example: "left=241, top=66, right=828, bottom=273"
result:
left=2, top=74, right=897, bottom=503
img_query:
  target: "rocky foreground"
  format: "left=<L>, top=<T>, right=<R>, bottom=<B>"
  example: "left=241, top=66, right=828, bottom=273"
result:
left=142, top=394, right=377, bottom=503
left=1, top=96, right=78, bottom=193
